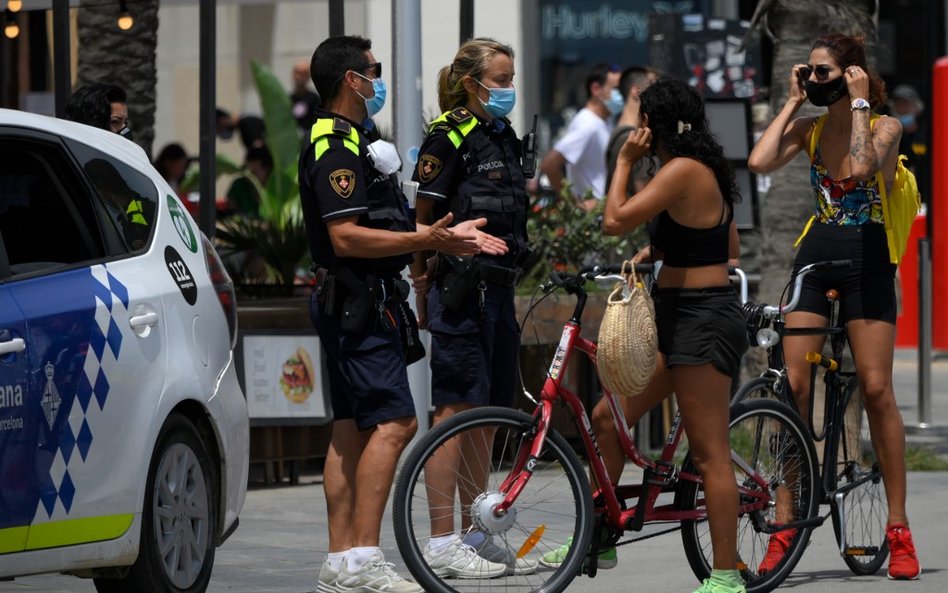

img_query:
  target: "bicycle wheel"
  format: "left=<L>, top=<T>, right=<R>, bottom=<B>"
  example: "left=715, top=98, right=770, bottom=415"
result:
left=677, top=399, right=819, bottom=593
left=393, top=406, right=594, bottom=593
left=830, top=397, right=888, bottom=575
left=731, top=375, right=784, bottom=406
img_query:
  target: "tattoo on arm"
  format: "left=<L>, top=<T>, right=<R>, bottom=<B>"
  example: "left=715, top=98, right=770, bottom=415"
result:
left=849, top=114, right=873, bottom=167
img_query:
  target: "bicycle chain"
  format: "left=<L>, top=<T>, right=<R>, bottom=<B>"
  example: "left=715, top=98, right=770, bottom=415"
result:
left=613, top=522, right=694, bottom=547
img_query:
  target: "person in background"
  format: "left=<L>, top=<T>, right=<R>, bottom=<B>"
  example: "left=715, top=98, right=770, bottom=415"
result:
left=64, top=83, right=133, bottom=140
left=153, top=142, right=190, bottom=197
left=888, top=83, right=928, bottom=196
left=300, top=34, right=505, bottom=593
left=538, top=63, right=622, bottom=210
left=410, top=36, right=534, bottom=579
left=747, top=32, right=920, bottom=581
left=290, top=59, right=322, bottom=132
left=603, top=78, right=748, bottom=593
left=216, top=108, right=266, bottom=152
left=605, top=65, right=659, bottom=197
left=225, top=145, right=274, bottom=219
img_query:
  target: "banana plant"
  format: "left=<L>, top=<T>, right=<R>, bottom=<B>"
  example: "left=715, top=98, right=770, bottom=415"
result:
left=214, top=60, right=312, bottom=296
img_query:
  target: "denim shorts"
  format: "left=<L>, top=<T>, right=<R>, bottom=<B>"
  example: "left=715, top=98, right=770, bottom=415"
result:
left=793, top=222, right=897, bottom=323
left=653, top=286, right=748, bottom=378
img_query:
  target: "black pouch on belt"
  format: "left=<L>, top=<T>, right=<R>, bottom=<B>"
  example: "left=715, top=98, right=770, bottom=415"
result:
left=335, top=271, right=379, bottom=334
left=438, top=256, right=480, bottom=311
left=396, top=301, right=426, bottom=365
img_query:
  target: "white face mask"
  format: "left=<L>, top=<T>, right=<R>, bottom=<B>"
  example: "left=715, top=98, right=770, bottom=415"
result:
left=366, top=139, right=402, bottom=175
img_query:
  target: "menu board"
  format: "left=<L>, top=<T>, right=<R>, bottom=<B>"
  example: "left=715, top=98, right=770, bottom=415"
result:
left=240, top=334, right=327, bottom=421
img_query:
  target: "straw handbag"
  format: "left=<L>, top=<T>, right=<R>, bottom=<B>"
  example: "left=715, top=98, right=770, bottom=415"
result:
left=596, top=261, right=657, bottom=398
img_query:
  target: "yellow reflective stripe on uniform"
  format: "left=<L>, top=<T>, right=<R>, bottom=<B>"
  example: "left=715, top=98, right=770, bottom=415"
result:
left=0, top=526, right=28, bottom=553
left=311, top=118, right=359, bottom=160
left=126, top=199, right=147, bottom=226
left=20, top=513, right=134, bottom=551
left=430, top=111, right=478, bottom=149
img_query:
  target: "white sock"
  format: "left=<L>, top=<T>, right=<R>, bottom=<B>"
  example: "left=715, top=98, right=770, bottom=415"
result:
left=427, top=534, right=458, bottom=554
left=347, top=546, right=381, bottom=572
left=462, top=531, right=487, bottom=547
left=326, top=551, right=347, bottom=572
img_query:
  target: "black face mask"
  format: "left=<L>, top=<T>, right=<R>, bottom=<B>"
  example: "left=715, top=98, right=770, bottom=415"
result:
left=804, top=77, right=848, bottom=107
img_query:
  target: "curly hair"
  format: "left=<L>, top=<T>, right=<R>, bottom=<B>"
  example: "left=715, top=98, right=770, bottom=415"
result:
left=64, top=83, right=126, bottom=131
left=812, top=32, right=887, bottom=108
left=639, top=78, right=740, bottom=208
left=437, top=38, right=514, bottom=113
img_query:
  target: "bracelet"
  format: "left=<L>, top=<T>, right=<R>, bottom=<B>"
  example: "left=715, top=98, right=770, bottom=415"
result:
left=850, top=98, right=870, bottom=111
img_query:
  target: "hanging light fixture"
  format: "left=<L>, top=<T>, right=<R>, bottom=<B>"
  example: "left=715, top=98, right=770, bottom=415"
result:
left=3, top=9, right=17, bottom=39
left=7, top=1, right=22, bottom=13
left=117, top=0, right=134, bottom=31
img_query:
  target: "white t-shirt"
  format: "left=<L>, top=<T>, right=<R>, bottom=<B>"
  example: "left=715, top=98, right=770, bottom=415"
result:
left=553, top=107, right=612, bottom=199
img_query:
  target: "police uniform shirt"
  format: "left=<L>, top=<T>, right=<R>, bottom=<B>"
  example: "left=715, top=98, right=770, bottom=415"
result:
left=298, top=109, right=409, bottom=275
left=412, top=112, right=528, bottom=262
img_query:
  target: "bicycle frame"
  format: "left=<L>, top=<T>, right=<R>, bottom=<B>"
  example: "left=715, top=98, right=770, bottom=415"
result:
left=497, top=285, right=771, bottom=538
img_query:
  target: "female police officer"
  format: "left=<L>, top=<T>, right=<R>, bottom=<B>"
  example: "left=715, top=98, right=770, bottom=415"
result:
left=410, top=37, right=535, bottom=578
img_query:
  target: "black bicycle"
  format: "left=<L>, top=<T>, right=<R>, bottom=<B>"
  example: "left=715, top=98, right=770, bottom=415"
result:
left=733, top=259, right=889, bottom=576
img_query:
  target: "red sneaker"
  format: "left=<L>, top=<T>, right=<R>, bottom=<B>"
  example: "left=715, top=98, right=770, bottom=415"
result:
left=886, top=523, right=921, bottom=580
left=757, top=527, right=797, bottom=575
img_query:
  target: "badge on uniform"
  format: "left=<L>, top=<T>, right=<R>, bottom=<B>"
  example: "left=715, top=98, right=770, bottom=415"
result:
left=418, top=155, right=442, bottom=183
left=330, top=169, right=355, bottom=198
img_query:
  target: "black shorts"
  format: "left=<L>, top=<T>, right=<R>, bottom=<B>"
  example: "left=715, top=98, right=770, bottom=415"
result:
left=653, top=286, right=748, bottom=377
left=793, top=222, right=897, bottom=323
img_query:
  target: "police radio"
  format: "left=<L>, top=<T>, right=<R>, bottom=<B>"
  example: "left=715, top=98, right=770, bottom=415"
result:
left=521, top=114, right=538, bottom=179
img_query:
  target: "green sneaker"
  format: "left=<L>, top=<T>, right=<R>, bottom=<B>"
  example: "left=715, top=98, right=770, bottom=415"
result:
left=538, top=537, right=617, bottom=569
left=692, top=570, right=746, bottom=593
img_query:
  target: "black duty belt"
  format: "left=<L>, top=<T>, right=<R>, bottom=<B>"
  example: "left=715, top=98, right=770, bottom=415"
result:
left=476, top=261, right=519, bottom=287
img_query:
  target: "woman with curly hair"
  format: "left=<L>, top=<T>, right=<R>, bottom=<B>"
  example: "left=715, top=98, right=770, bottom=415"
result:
left=603, top=78, right=748, bottom=593
left=748, top=32, right=920, bottom=580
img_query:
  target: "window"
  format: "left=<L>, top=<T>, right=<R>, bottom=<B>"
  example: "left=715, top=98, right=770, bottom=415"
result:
left=0, top=137, right=105, bottom=275
left=65, top=139, right=159, bottom=253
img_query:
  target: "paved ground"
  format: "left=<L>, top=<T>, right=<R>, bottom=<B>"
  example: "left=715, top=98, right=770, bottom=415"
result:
left=5, top=348, right=947, bottom=592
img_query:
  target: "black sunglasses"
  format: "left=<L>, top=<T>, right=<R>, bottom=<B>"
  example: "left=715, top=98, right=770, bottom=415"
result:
left=359, top=62, right=382, bottom=78
left=799, top=64, right=834, bottom=82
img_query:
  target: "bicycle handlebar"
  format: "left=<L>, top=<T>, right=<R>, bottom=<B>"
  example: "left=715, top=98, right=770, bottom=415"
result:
left=759, top=259, right=852, bottom=318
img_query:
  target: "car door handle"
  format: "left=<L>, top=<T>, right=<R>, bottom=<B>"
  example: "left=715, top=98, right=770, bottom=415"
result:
left=0, top=337, right=26, bottom=355
left=129, top=311, right=159, bottom=329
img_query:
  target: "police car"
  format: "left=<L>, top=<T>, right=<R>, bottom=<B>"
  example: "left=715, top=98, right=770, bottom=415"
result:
left=0, top=109, right=248, bottom=593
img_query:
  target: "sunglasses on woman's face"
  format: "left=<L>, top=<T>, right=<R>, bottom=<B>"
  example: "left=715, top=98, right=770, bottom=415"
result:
left=799, top=64, right=835, bottom=82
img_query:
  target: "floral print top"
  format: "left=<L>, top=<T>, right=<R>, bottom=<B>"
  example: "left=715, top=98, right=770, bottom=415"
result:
left=810, top=147, right=884, bottom=225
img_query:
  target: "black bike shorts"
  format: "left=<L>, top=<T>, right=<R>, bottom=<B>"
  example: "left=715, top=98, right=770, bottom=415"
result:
left=653, top=286, right=748, bottom=378
left=792, top=222, right=897, bottom=324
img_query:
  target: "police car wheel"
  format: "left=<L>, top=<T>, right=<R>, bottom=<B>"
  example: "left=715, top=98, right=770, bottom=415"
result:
left=94, top=413, right=219, bottom=593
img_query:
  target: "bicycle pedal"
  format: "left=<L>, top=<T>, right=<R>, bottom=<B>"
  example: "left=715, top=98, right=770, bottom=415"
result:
left=844, top=546, right=880, bottom=557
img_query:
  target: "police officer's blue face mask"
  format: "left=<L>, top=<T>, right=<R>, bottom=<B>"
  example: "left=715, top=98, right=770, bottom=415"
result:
left=475, top=79, right=516, bottom=119
left=897, top=113, right=916, bottom=128
left=355, top=72, right=387, bottom=117
left=606, top=88, right=624, bottom=117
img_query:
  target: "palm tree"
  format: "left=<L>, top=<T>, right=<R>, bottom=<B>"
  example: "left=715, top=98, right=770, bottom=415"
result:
left=76, top=0, right=159, bottom=157
left=747, top=0, right=877, bottom=308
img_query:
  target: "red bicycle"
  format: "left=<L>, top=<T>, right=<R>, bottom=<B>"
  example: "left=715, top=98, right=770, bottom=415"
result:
left=393, top=265, right=820, bottom=593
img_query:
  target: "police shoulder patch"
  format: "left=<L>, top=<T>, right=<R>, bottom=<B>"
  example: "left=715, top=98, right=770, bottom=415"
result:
left=329, top=169, right=356, bottom=198
left=418, top=155, right=443, bottom=183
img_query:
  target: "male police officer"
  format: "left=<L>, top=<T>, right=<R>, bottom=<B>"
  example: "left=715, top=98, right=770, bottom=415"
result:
left=300, top=36, right=506, bottom=593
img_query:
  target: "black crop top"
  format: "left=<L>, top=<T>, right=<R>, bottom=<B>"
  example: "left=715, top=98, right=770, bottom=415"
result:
left=647, top=203, right=732, bottom=267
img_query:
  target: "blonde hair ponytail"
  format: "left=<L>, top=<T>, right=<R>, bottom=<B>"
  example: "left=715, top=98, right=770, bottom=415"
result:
left=437, top=37, right=514, bottom=113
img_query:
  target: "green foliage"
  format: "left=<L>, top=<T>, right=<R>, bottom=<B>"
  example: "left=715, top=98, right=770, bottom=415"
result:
left=521, top=183, right=646, bottom=288
left=212, top=60, right=311, bottom=296
left=904, top=446, right=948, bottom=471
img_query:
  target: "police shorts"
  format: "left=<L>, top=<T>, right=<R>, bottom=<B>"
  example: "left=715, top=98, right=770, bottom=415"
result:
left=653, top=286, right=748, bottom=378
left=310, top=295, right=416, bottom=430
left=793, top=222, right=897, bottom=324
left=427, top=282, right=520, bottom=408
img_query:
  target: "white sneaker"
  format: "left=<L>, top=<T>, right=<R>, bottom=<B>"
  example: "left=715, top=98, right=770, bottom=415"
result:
left=316, top=560, right=341, bottom=593
left=423, top=538, right=507, bottom=579
left=335, top=550, right=422, bottom=593
left=468, top=534, right=538, bottom=575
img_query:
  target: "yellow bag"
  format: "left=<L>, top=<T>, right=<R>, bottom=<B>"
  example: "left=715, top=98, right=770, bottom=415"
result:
left=596, top=261, right=657, bottom=398
left=797, top=114, right=921, bottom=264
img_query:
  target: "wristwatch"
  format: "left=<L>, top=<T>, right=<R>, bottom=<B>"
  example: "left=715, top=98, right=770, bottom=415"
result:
left=850, top=98, right=870, bottom=111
